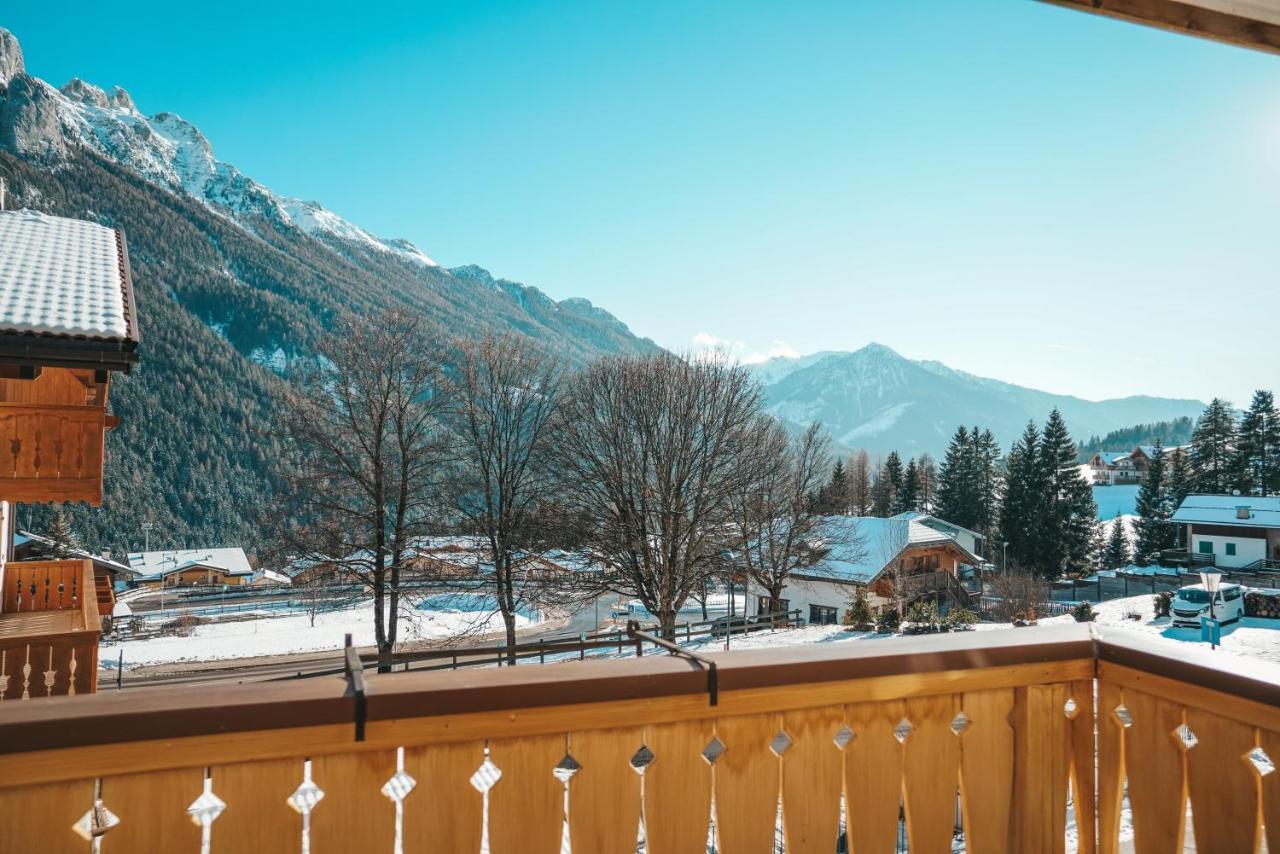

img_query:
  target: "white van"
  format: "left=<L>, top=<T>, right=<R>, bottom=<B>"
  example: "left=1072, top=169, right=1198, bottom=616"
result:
left=1169, top=583, right=1245, bottom=628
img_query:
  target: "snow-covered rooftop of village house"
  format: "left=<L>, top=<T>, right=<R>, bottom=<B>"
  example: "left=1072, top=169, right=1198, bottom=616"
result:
left=126, top=547, right=252, bottom=580
left=1172, top=494, right=1280, bottom=529
left=799, top=516, right=977, bottom=584
left=1092, top=451, right=1131, bottom=465
left=0, top=209, right=134, bottom=341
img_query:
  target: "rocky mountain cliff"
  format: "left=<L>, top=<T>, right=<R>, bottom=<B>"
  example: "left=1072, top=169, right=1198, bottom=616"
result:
left=0, top=28, right=656, bottom=553
left=751, top=343, right=1205, bottom=457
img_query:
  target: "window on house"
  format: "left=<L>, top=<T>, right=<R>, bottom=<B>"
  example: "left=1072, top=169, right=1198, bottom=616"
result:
left=809, top=605, right=838, bottom=625
left=759, top=596, right=789, bottom=615
left=1198, top=541, right=1214, bottom=555
left=1226, top=543, right=1237, bottom=557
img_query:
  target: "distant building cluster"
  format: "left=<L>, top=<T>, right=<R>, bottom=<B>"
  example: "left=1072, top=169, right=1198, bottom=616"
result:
left=1086, top=444, right=1189, bottom=486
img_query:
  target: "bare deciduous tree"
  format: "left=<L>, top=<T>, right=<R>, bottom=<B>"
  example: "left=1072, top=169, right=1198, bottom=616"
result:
left=556, top=352, right=764, bottom=637
left=733, top=421, right=843, bottom=617
left=278, top=310, right=448, bottom=670
left=446, top=334, right=563, bottom=664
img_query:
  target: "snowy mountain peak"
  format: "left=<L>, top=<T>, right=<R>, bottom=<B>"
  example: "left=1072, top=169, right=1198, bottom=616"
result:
left=0, top=30, right=437, bottom=269
left=0, top=28, right=22, bottom=87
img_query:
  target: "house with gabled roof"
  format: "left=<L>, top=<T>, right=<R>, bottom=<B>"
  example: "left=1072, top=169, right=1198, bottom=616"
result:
left=745, top=515, right=982, bottom=625
left=1172, top=494, right=1280, bottom=570
left=126, top=548, right=254, bottom=589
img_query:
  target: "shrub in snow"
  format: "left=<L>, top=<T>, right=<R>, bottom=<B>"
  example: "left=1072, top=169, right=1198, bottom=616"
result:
left=945, top=607, right=978, bottom=631
left=1072, top=601, right=1097, bottom=623
left=875, top=607, right=900, bottom=634
left=903, top=600, right=943, bottom=634
left=1153, top=591, right=1173, bottom=618
left=1123, top=608, right=1142, bottom=621
left=843, top=587, right=874, bottom=631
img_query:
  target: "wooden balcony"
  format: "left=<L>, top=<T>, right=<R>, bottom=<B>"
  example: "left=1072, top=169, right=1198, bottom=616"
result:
left=0, top=623, right=1275, bottom=852
left=0, top=560, right=101, bottom=700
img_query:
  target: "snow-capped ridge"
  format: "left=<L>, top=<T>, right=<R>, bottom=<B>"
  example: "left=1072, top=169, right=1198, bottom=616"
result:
left=0, top=29, right=436, bottom=268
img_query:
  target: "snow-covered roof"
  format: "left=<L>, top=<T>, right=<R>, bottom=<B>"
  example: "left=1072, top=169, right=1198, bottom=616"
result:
left=799, top=516, right=978, bottom=585
left=13, top=529, right=138, bottom=576
left=127, top=547, right=253, bottom=580
left=0, top=209, right=136, bottom=342
left=1172, top=495, right=1280, bottom=529
left=1092, top=451, right=1131, bottom=466
left=890, top=511, right=984, bottom=543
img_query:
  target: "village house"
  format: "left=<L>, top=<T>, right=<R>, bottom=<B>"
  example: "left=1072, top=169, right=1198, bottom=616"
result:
left=745, top=515, right=982, bottom=625
left=1087, top=444, right=1188, bottom=486
left=126, top=547, right=254, bottom=589
left=1172, top=494, right=1280, bottom=570
left=0, top=208, right=140, bottom=698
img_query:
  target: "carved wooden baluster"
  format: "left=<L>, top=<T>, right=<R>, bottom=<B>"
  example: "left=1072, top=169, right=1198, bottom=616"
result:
left=211, top=757, right=303, bottom=852
left=403, top=741, right=484, bottom=854
left=487, top=734, right=565, bottom=854
left=958, top=689, right=1015, bottom=854
left=713, top=714, right=782, bottom=854
left=843, top=700, right=906, bottom=854
left=902, top=694, right=962, bottom=854
left=1122, top=690, right=1187, bottom=854
left=102, top=766, right=205, bottom=851
left=309, top=750, right=398, bottom=851
left=566, top=727, right=644, bottom=852
left=1184, top=708, right=1261, bottom=852
left=1068, top=680, right=1099, bottom=854
left=641, top=720, right=714, bottom=854
left=779, top=707, right=844, bottom=854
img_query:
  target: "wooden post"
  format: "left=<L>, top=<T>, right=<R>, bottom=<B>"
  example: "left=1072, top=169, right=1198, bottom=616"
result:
left=116, top=650, right=123, bottom=690
left=539, top=639, right=545, bottom=664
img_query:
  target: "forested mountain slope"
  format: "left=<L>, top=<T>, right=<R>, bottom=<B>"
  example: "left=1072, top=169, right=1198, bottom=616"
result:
left=0, top=29, right=656, bottom=553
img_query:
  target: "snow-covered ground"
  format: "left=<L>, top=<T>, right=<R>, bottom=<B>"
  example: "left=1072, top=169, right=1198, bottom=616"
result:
left=106, top=597, right=542, bottom=668
left=1093, top=483, right=1140, bottom=519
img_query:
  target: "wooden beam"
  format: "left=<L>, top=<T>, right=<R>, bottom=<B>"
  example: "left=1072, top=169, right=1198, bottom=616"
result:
left=1040, top=0, right=1280, bottom=55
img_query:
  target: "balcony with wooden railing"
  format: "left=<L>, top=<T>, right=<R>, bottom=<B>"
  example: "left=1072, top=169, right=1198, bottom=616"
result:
left=0, top=622, right=1276, bottom=852
left=0, top=559, right=101, bottom=700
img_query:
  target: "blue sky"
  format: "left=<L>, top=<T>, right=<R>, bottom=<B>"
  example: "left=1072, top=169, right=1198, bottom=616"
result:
left=8, top=1, right=1279, bottom=403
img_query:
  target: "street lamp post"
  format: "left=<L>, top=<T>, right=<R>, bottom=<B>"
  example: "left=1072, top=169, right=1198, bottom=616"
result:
left=1002, top=541, right=1008, bottom=572
left=1199, top=569, right=1223, bottom=650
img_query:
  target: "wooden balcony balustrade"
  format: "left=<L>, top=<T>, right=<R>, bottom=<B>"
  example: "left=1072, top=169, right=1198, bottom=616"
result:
left=0, top=623, right=1277, bottom=852
left=0, top=403, right=108, bottom=505
left=0, top=560, right=100, bottom=701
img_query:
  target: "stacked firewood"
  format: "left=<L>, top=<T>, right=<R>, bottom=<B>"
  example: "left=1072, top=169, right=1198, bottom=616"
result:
left=1244, top=590, right=1280, bottom=618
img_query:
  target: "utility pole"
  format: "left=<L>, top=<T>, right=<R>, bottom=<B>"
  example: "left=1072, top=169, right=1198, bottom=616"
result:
left=0, top=177, right=6, bottom=211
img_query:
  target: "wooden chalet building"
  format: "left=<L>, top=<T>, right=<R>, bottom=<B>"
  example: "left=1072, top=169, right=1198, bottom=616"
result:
left=745, top=515, right=982, bottom=624
left=0, top=209, right=139, bottom=699
left=127, top=548, right=254, bottom=589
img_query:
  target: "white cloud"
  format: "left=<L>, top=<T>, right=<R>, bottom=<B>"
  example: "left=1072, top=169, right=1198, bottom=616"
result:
left=690, top=332, right=800, bottom=365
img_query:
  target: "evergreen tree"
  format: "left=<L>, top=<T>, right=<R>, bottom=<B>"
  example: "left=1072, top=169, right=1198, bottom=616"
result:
left=1134, top=441, right=1175, bottom=563
left=1166, top=448, right=1192, bottom=547
left=822, top=458, right=849, bottom=514
left=849, top=451, right=872, bottom=516
left=897, top=459, right=920, bottom=514
left=1236, top=390, right=1280, bottom=496
left=1189, top=398, right=1238, bottom=494
left=883, top=452, right=905, bottom=501
left=870, top=458, right=895, bottom=517
left=973, top=428, right=1002, bottom=540
left=45, top=506, right=80, bottom=559
left=935, top=426, right=971, bottom=526
left=999, top=421, right=1046, bottom=573
left=1039, top=409, right=1098, bottom=577
left=1102, top=514, right=1132, bottom=570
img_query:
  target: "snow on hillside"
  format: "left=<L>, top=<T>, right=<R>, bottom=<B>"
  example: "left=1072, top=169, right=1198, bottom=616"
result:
left=1, top=32, right=436, bottom=268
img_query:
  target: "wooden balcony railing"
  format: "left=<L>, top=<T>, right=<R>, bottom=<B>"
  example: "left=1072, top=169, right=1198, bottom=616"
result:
left=0, top=403, right=107, bottom=504
left=0, top=560, right=101, bottom=700
left=0, top=623, right=1276, bottom=852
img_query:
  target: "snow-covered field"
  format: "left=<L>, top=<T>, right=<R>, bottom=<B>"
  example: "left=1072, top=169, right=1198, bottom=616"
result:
left=106, top=597, right=541, bottom=668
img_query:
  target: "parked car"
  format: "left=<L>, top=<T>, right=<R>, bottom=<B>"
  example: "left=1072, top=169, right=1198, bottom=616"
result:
left=1170, top=583, right=1245, bottom=628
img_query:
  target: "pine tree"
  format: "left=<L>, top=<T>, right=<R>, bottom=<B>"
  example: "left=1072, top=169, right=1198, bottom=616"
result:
left=46, top=506, right=80, bottom=559
left=884, top=452, right=905, bottom=500
left=823, top=458, right=849, bottom=514
left=1236, top=390, right=1280, bottom=496
left=1102, top=514, right=1132, bottom=570
left=935, top=426, right=971, bottom=526
left=871, top=458, right=895, bottom=517
left=999, top=421, right=1045, bottom=572
left=897, top=459, right=920, bottom=514
left=1134, top=441, right=1175, bottom=564
left=1166, top=448, right=1192, bottom=547
left=1039, top=409, right=1098, bottom=577
left=1190, top=398, right=1238, bottom=494
left=973, top=428, right=1002, bottom=540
